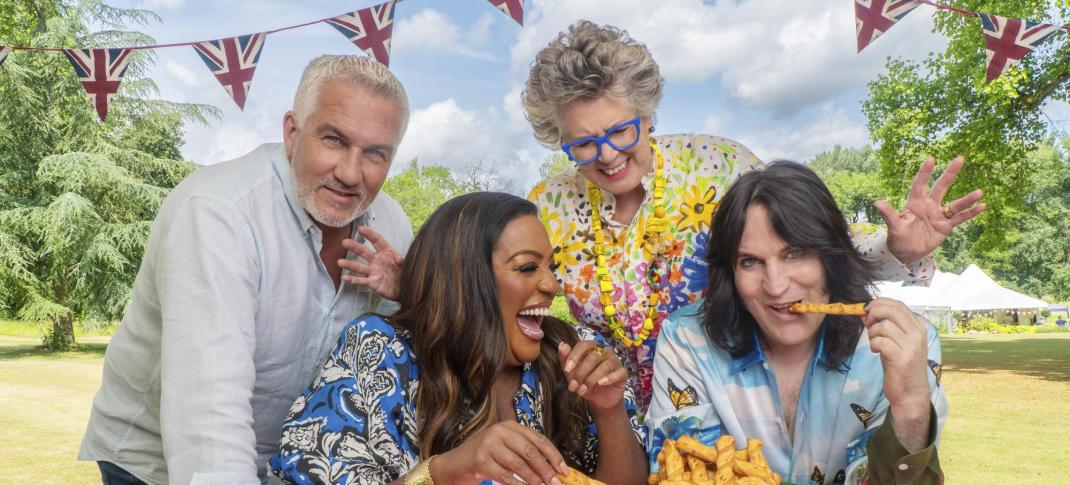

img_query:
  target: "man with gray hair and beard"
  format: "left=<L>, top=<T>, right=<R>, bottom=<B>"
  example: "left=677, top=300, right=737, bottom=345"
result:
left=78, top=55, right=413, bottom=485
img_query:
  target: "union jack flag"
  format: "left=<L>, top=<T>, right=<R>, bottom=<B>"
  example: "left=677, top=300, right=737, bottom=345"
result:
left=325, top=1, right=395, bottom=66
left=487, top=0, right=524, bottom=26
left=63, top=48, right=134, bottom=122
left=979, top=13, right=1061, bottom=82
left=0, top=45, right=11, bottom=67
left=193, top=33, right=267, bottom=110
left=854, top=0, right=920, bottom=52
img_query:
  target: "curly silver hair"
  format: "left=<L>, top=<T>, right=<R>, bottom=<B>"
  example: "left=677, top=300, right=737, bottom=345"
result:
left=522, top=20, right=664, bottom=148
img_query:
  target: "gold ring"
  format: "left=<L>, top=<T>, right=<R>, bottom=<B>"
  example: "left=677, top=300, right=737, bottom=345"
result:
left=592, top=347, right=607, bottom=361
left=942, top=204, right=953, bottom=219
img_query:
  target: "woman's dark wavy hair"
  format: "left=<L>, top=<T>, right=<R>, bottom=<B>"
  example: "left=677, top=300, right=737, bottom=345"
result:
left=702, top=161, right=877, bottom=370
left=389, top=192, right=589, bottom=463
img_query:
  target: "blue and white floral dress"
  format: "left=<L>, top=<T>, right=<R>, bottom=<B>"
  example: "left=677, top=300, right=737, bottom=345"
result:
left=270, top=315, right=647, bottom=485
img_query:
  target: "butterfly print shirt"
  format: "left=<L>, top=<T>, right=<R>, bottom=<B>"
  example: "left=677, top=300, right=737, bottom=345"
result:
left=645, top=304, right=948, bottom=484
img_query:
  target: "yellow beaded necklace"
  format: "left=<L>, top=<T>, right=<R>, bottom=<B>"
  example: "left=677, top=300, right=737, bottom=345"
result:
left=587, top=138, right=671, bottom=347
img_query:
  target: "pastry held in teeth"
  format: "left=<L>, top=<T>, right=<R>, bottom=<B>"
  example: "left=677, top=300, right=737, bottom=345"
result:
left=788, top=301, right=866, bottom=316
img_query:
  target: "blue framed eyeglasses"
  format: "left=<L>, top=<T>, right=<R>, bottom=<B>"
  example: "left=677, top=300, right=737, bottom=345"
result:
left=561, top=117, right=642, bottom=165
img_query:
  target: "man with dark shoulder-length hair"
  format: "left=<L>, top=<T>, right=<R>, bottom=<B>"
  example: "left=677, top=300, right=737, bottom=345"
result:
left=647, top=162, right=953, bottom=485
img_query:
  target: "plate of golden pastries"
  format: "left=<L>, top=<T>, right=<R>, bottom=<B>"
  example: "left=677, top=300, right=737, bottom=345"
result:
left=556, top=435, right=785, bottom=485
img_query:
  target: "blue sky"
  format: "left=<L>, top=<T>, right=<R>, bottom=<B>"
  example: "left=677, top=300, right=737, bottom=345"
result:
left=118, top=0, right=1070, bottom=192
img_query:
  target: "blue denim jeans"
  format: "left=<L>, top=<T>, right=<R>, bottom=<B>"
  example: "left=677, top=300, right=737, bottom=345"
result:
left=98, top=462, right=149, bottom=485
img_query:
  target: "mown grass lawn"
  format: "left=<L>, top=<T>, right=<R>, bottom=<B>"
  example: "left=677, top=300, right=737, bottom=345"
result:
left=1, top=327, right=1068, bottom=484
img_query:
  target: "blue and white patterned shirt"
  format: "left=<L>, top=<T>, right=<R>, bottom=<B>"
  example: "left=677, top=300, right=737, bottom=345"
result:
left=646, top=304, right=948, bottom=484
left=270, top=315, right=647, bottom=485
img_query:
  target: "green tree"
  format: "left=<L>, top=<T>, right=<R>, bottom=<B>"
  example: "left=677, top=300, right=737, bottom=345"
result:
left=538, top=152, right=573, bottom=180
left=862, top=1, right=1070, bottom=252
left=984, top=138, right=1070, bottom=300
left=383, top=159, right=476, bottom=231
left=809, top=146, right=889, bottom=223
left=0, top=0, right=215, bottom=349
left=1, top=149, right=195, bottom=349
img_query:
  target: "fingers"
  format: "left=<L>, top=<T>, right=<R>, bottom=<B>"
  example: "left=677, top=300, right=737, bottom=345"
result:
left=943, top=188, right=985, bottom=226
left=868, top=335, right=901, bottom=359
left=593, top=367, right=628, bottom=388
left=356, top=226, right=395, bottom=253
left=929, top=156, right=964, bottom=202
left=562, top=340, right=598, bottom=374
left=950, top=202, right=985, bottom=226
left=493, top=445, right=546, bottom=485
left=557, top=341, right=573, bottom=370
left=338, top=258, right=371, bottom=275
left=873, top=200, right=899, bottom=228
left=907, top=158, right=936, bottom=201
left=564, top=341, right=603, bottom=393
left=482, top=460, right=527, bottom=485
left=342, top=238, right=376, bottom=261
left=506, top=423, right=569, bottom=479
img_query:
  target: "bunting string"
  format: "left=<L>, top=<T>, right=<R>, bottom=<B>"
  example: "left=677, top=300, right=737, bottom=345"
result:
left=1, top=0, right=1065, bottom=121
left=856, top=1, right=1067, bottom=83
left=0, top=0, right=523, bottom=120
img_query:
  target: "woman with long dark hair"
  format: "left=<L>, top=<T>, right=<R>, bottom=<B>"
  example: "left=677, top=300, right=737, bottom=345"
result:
left=271, top=192, right=648, bottom=485
left=646, top=162, right=948, bottom=484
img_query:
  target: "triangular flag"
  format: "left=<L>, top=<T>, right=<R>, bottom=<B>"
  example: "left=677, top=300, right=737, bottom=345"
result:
left=63, top=48, right=134, bottom=122
left=0, top=45, right=11, bottom=67
left=854, top=0, right=920, bottom=52
left=979, top=13, right=1061, bottom=83
left=192, top=33, right=267, bottom=110
left=487, top=0, right=523, bottom=26
left=325, top=1, right=396, bottom=66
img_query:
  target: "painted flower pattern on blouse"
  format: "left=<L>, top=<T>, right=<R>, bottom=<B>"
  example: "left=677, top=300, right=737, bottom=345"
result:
left=528, top=134, right=936, bottom=413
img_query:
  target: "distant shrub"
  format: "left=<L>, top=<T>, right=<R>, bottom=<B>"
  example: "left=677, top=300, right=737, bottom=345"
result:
left=1036, top=324, right=1070, bottom=334
left=961, top=316, right=1000, bottom=333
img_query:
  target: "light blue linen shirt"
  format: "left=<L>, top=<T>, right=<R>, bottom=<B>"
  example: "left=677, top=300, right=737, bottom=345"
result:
left=79, top=143, right=413, bottom=485
left=646, top=304, right=948, bottom=484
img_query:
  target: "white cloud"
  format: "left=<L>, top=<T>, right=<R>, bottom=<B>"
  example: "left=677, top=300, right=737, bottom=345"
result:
left=393, top=8, right=495, bottom=61
left=733, top=104, right=870, bottom=162
left=164, top=60, right=199, bottom=88
left=395, top=99, right=500, bottom=170
left=141, top=0, right=185, bottom=9
left=702, top=113, right=727, bottom=135
left=512, top=0, right=946, bottom=114
left=393, top=97, right=551, bottom=193
left=468, top=13, right=496, bottom=44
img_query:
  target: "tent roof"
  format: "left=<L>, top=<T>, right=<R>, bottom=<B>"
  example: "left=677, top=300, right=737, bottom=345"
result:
left=874, top=264, right=1047, bottom=311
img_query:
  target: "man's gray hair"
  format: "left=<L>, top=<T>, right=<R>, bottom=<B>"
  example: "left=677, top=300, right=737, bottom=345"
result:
left=522, top=21, right=664, bottom=148
left=292, top=55, right=409, bottom=132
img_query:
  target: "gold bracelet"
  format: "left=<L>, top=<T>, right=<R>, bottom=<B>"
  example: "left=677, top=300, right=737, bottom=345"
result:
left=404, top=455, right=437, bottom=485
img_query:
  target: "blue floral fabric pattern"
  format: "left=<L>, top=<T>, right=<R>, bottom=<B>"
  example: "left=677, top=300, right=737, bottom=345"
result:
left=270, top=315, right=646, bottom=484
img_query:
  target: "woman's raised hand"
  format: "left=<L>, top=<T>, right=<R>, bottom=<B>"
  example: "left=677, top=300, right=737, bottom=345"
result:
left=559, top=340, right=628, bottom=411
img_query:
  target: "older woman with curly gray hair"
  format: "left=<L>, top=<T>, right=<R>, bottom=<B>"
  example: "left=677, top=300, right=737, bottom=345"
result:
left=523, top=20, right=984, bottom=412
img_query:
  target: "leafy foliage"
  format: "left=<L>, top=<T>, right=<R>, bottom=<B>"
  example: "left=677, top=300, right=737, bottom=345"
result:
left=808, top=146, right=889, bottom=223
left=383, top=160, right=477, bottom=231
left=0, top=1, right=209, bottom=349
left=862, top=1, right=1070, bottom=252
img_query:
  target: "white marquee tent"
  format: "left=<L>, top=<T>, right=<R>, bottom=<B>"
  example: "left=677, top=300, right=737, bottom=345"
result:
left=873, top=264, right=1048, bottom=329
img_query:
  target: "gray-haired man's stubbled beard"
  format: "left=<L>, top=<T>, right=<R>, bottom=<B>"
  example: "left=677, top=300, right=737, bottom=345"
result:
left=295, top=176, right=370, bottom=228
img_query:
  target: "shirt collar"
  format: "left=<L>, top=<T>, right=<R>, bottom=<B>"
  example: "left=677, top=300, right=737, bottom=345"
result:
left=730, top=326, right=831, bottom=374
left=269, top=143, right=316, bottom=234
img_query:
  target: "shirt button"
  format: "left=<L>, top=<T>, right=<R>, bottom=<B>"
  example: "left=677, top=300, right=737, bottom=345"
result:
left=762, top=362, right=769, bottom=369
left=898, top=464, right=909, bottom=471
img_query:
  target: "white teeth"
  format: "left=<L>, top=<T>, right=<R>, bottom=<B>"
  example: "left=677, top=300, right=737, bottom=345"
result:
left=603, top=160, right=627, bottom=175
left=518, top=307, right=550, bottom=317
